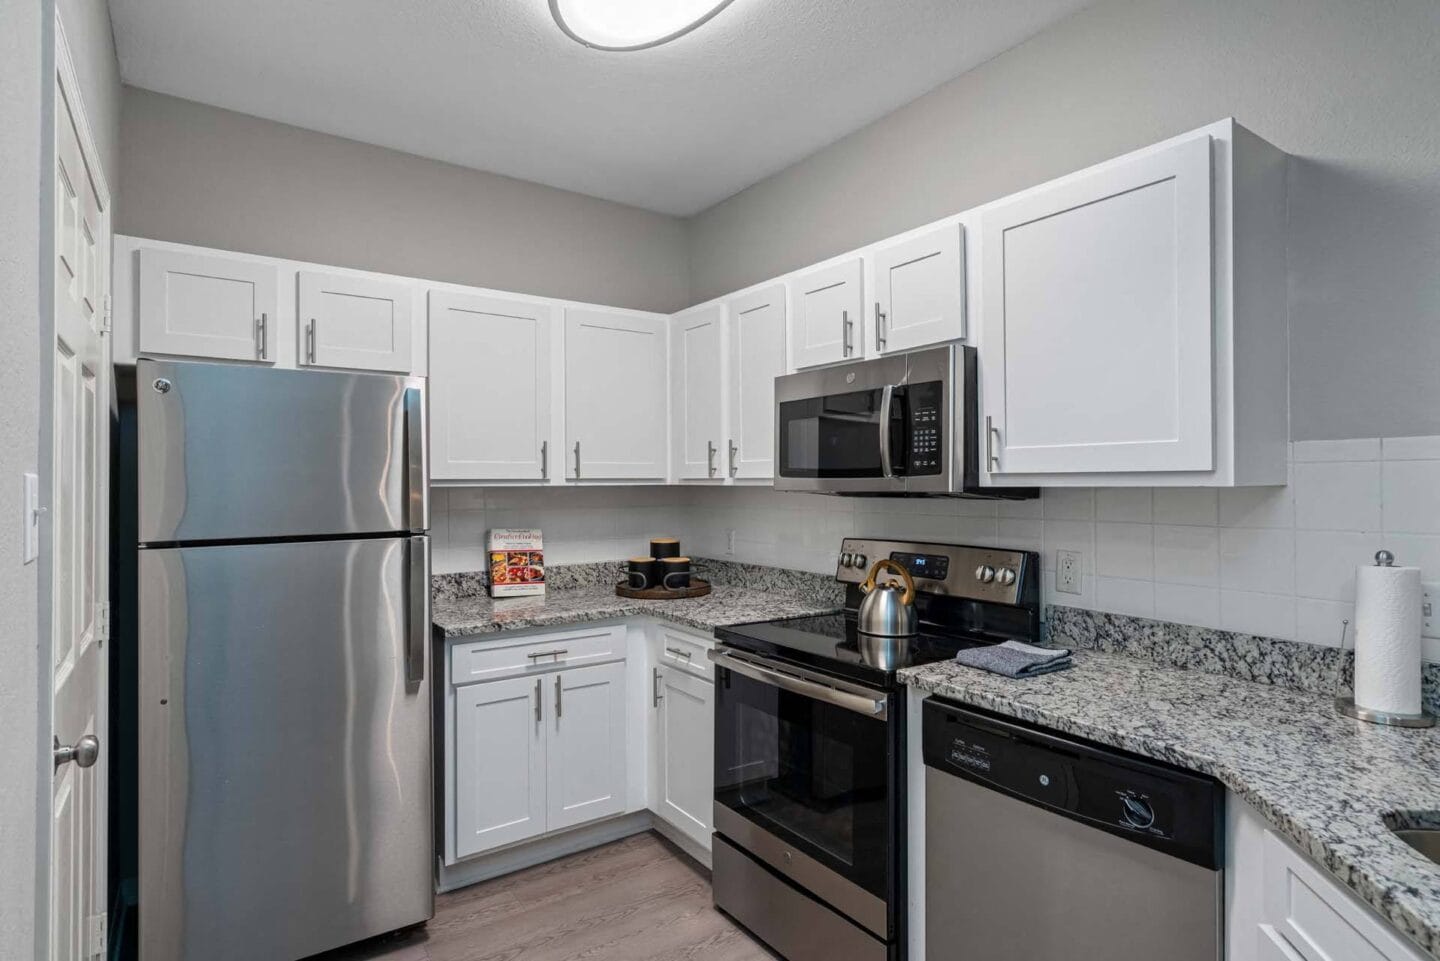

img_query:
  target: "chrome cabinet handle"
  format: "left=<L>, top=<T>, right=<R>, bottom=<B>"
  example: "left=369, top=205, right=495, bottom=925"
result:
left=255, top=312, right=268, bottom=359
left=573, top=441, right=581, bottom=479
left=652, top=667, right=663, bottom=708
left=986, top=415, right=1001, bottom=472
left=707, top=440, right=717, bottom=477
left=306, top=318, right=317, bottom=364
left=54, top=734, right=99, bottom=771
left=875, top=301, right=887, bottom=352
left=555, top=674, right=563, bottom=719
left=526, top=648, right=568, bottom=661
left=878, top=384, right=895, bottom=479
left=665, top=646, right=693, bottom=660
left=842, top=309, right=852, bottom=357
left=540, top=440, right=549, bottom=479
left=534, top=678, right=542, bottom=722
left=728, top=439, right=738, bottom=477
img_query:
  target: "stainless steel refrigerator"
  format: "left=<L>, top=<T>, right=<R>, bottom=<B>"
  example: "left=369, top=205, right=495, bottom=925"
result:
left=134, top=358, right=433, bottom=961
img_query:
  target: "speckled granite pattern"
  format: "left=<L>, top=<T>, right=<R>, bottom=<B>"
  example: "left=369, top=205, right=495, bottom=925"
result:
left=901, top=653, right=1440, bottom=959
left=433, top=582, right=841, bottom=638
left=1047, top=604, right=1440, bottom=717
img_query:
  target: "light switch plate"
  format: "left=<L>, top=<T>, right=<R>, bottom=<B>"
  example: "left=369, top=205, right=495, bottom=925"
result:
left=1424, top=582, right=1438, bottom=640
left=1056, top=549, right=1083, bottom=595
left=21, top=472, right=39, bottom=565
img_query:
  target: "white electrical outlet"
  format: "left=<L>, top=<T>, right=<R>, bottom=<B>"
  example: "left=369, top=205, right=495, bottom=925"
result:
left=1056, top=550, right=1083, bottom=595
left=725, top=528, right=736, bottom=556
left=1424, top=582, right=1438, bottom=640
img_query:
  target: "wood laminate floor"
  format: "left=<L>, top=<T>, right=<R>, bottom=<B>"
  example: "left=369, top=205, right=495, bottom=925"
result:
left=311, top=833, right=777, bottom=961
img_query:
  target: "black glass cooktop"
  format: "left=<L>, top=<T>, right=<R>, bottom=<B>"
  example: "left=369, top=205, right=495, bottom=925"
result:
left=714, top=612, right=1015, bottom=689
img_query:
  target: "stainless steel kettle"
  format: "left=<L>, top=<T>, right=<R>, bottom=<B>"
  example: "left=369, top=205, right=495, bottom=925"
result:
left=857, top=558, right=917, bottom=637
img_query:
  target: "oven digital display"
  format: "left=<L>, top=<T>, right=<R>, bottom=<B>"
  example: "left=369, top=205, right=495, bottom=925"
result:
left=890, top=551, right=949, bottom=580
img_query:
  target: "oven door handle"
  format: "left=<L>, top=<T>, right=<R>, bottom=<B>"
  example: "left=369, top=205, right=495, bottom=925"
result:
left=708, top=649, right=889, bottom=719
left=878, top=384, right=895, bottom=479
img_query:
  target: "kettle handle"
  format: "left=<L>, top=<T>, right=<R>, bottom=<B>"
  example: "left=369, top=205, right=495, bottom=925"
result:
left=861, top=558, right=915, bottom=606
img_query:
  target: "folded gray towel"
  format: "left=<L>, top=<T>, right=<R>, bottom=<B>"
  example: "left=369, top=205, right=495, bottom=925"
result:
left=954, top=640, right=1074, bottom=679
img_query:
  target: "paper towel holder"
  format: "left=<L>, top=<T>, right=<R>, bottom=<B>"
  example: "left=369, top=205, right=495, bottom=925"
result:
left=1334, top=551, right=1435, bottom=728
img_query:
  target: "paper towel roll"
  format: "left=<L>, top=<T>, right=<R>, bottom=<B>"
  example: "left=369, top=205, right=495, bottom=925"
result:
left=1353, top=563, right=1423, bottom=716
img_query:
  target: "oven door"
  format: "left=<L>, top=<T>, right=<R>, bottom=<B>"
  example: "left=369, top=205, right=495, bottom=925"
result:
left=710, top=647, right=896, bottom=940
left=774, top=354, right=909, bottom=494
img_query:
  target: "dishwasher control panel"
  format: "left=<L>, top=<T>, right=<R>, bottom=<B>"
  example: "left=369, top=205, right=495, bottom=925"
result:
left=921, top=697, right=1223, bottom=870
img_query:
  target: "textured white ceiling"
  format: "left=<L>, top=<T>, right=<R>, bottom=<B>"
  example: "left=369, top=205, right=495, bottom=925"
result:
left=109, top=0, right=1090, bottom=215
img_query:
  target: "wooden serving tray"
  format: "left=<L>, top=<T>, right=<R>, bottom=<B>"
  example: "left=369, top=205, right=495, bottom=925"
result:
left=615, top=578, right=712, bottom=600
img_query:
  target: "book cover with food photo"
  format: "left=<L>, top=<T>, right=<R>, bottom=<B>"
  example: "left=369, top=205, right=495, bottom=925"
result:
left=487, top=528, right=545, bottom=598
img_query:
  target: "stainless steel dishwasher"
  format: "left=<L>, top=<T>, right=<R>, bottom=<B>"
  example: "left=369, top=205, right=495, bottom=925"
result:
left=922, top=698, right=1223, bottom=960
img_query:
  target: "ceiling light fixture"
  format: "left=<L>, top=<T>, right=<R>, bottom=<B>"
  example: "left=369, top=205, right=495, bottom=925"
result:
left=550, top=0, right=736, bottom=51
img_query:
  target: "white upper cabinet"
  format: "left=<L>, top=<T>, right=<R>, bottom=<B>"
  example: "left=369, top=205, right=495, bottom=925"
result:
left=546, top=662, right=628, bottom=833
left=671, top=304, right=725, bottom=481
left=138, top=248, right=279, bottom=363
left=297, top=270, right=413, bottom=373
left=978, top=120, right=1287, bottom=486
left=791, top=258, right=864, bottom=369
left=429, top=291, right=555, bottom=482
left=726, top=284, right=786, bottom=480
left=872, top=222, right=965, bottom=354
left=564, top=308, right=668, bottom=481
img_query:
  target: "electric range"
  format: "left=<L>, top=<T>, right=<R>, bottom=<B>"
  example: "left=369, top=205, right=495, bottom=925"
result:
left=709, top=538, right=1041, bottom=961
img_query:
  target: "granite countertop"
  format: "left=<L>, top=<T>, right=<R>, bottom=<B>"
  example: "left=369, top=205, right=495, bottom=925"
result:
left=433, top=582, right=841, bottom=638
left=901, top=651, right=1440, bottom=959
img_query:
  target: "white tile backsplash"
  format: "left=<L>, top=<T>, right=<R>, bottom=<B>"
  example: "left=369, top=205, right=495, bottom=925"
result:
left=429, top=434, right=1439, bottom=658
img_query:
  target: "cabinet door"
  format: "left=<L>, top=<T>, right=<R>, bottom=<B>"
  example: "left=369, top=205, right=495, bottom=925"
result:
left=726, top=284, right=785, bottom=480
left=791, top=258, right=863, bottom=369
left=980, top=132, right=1214, bottom=474
left=454, top=675, right=547, bottom=859
left=564, top=308, right=667, bottom=480
left=546, top=662, right=628, bottom=832
left=671, top=304, right=724, bottom=480
left=654, top=665, right=714, bottom=850
left=138, top=248, right=279, bottom=362
left=430, top=291, right=554, bottom=481
left=873, top=223, right=964, bottom=354
left=297, top=270, right=412, bottom=372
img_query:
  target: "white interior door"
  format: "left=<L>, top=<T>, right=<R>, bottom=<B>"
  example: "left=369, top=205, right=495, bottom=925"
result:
left=429, top=291, right=554, bottom=481
left=725, top=284, right=785, bottom=479
left=791, top=258, right=863, bottom=369
left=671, top=304, right=724, bottom=480
left=873, top=223, right=965, bottom=354
left=563, top=308, right=667, bottom=480
left=297, top=270, right=413, bottom=372
left=50, top=23, right=110, bottom=961
left=980, top=132, right=1214, bottom=475
left=546, top=662, right=627, bottom=832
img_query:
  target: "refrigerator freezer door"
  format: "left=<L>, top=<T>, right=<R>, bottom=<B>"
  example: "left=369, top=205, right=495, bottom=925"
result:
left=138, top=535, right=433, bottom=961
left=137, top=358, right=428, bottom=543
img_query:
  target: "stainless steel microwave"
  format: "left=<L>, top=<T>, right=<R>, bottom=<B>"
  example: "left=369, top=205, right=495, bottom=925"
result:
left=773, top=344, right=1036, bottom=498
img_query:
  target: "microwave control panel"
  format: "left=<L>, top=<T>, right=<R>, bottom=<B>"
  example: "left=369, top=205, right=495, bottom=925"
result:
left=906, top=381, right=944, bottom=475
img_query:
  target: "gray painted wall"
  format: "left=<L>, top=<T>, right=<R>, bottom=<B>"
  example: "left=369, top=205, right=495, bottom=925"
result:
left=119, top=89, right=691, bottom=314
left=1, top=2, right=45, bottom=958
left=685, top=0, right=1440, bottom=442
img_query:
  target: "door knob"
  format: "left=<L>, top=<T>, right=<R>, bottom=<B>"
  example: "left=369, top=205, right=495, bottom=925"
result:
left=54, top=734, right=99, bottom=771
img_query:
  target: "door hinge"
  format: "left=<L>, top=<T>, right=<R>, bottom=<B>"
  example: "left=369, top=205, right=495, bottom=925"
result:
left=96, top=601, right=110, bottom=644
left=101, top=294, right=112, bottom=333
left=87, top=913, right=107, bottom=959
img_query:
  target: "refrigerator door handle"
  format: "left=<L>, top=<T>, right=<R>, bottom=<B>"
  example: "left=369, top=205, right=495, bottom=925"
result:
left=404, top=386, right=429, bottom=532
left=406, top=535, right=430, bottom=684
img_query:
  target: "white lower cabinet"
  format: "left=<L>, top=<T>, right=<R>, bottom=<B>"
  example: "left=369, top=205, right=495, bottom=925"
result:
left=453, top=674, right=547, bottom=859
left=651, top=663, right=714, bottom=851
left=546, top=662, right=629, bottom=832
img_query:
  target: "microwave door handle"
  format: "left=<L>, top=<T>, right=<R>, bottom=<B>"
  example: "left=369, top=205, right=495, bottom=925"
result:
left=878, top=384, right=895, bottom=479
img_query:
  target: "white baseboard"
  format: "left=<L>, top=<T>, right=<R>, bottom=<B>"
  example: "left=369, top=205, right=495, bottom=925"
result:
left=651, top=819, right=712, bottom=871
left=437, top=812, right=654, bottom=893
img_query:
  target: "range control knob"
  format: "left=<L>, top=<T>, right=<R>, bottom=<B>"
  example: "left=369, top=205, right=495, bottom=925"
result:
left=851, top=553, right=868, bottom=570
left=975, top=565, right=996, bottom=584
left=996, top=567, right=1017, bottom=586
left=1120, top=796, right=1156, bottom=830
left=840, top=552, right=854, bottom=568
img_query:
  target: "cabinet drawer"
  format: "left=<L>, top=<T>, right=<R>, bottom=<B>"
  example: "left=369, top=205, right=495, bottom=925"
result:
left=451, top=625, right=626, bottom=685
left=1262, top=831, right=1427, bottom=961
left=658, top=626, right=713, bottom=679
